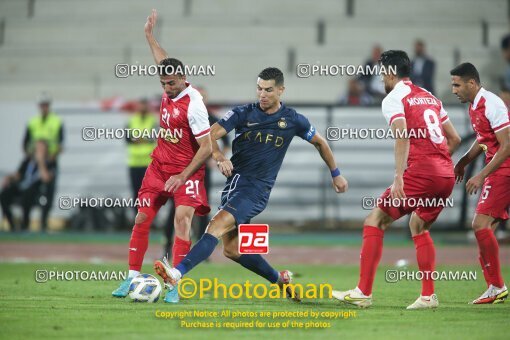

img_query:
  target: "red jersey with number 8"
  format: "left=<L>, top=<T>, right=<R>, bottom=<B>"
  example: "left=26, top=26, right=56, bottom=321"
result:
left=382, top=80, right=454, bottom=178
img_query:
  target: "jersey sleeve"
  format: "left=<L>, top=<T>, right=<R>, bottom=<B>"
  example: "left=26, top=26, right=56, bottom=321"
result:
left=187, top=98, right=211, bottom=139
left=439, top=103, right=450, bottom=124
left=485, top=96, right=510, bottom=133
left=217, top=108, right=244, bottom=133
left=295, top=113, right=316, bottom=141
left=381, top=94, right=405, bottom=125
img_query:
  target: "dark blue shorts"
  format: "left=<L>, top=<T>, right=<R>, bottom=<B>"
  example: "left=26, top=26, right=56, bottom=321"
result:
left=219, top=174, right=271, bottom=225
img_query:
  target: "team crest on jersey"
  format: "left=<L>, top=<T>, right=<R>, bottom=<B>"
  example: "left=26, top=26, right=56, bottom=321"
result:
left=479, top=143, right=488, bottom=152
left=172, top=108, right=180, bottom=118
left=278, top=118, right=287, bottom=129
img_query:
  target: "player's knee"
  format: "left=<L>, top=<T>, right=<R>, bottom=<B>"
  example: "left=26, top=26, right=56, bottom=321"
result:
left=174, top=214, right=192, bottom=231
left=471, top=219, right=486, bottom=231
left=205, top=221, right=224, bottom=238
left=174, top=216, right=191, bottom=238
left=135, top=212, right=147, bottom=225
left=364, top=215, right=389, bottom=231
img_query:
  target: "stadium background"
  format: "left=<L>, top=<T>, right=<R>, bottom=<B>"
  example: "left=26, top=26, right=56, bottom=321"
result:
left=0, top=1, right=509, bottom=339
left=1, top=0, right=508, bottom=230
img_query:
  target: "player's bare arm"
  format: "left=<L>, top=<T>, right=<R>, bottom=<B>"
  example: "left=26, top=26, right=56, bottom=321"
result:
left=466, top=127, right=510, bottom=195
left=144, top=9, right=168, bottom=65
left=442, top=120, right=461, bottom=155
left=454, top=141, right=484, bottom=183
left=164, top=135, right=212, bottom=193
left=309, top=133, right=348, bottom=193
left=210, top=122, right=234, bottom=177
left=390, top=119, right=409, bottom=199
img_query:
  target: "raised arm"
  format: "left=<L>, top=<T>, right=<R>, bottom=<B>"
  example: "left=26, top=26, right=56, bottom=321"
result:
left=144, top=9, right=168, bottom=64
left=309, top=133, right=348, bottom=193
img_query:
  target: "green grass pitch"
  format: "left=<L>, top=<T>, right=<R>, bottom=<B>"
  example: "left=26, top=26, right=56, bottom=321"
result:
left=0, top=262, right=508, bottom=339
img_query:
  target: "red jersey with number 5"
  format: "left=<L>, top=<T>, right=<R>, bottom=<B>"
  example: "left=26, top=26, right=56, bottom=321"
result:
left=150, top=82, right=211, bottom=174
left=382, top=80, right=454, bottom=177
left=469, top=87, right=510, bottom=177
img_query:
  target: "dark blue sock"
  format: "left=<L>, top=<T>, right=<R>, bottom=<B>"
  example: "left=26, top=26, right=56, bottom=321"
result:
left=176, top=233, right=218, bottom=275
left=234, top=254, right=279, bottom=283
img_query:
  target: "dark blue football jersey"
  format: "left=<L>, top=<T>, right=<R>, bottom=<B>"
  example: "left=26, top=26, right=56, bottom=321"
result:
left=218, top=102, right=316, bottom=188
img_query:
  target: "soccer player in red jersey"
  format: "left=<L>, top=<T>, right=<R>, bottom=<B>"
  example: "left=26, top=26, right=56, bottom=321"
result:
left=333, top=50, right=461, bottom=309
left=112, top=10, right=212, bottom=303
left=451, top=63, right=509, bottom=304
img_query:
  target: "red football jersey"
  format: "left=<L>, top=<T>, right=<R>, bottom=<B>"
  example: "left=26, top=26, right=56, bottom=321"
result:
left=469, top=87, right=510, bottom=177
left=382, top=80, right=454, bottom=177
left=151, top=82, right=211, bottom=174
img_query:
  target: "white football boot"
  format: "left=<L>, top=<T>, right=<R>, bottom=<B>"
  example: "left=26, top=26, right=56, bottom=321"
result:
left=332, top=287, right=372, bottom=308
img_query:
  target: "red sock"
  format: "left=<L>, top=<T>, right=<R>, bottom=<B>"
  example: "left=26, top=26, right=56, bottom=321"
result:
left=172, top=236, right=192, bottom=267
left=413, top=231, right=435, bottom=296
left=357, top=225, right=384, bottom=296
left=475, top=228, right=504, bottom=288
left=128, top=207, right=157, bottom=271
left=479, top=254, right=491, bottom=287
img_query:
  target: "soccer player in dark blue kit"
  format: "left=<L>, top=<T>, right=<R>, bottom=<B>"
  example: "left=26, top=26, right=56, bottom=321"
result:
left=154, top=67, right=348, bottom=300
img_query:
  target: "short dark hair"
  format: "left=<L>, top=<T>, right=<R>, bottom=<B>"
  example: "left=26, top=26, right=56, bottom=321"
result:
left=159, top=57, right=185, bottom=76
left=379, top=50, right=411, bottom=78
left=450, top=62, right=480, bottom=84
left=258, top=67, right=284, bottom=86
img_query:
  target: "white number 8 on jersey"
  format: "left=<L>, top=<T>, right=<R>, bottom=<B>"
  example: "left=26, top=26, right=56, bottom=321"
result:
left=423, top=109, right=445, bottom=144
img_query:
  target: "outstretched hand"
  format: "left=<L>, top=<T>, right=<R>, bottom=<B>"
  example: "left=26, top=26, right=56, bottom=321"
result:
left=145, top=9, right=157, bottom=36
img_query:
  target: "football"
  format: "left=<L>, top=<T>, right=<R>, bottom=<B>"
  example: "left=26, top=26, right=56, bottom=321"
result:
left=128, top=274, right=162, bottom=303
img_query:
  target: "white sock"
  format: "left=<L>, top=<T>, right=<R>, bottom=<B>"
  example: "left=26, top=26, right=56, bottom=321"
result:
left=171, top=268, right=182, bottom=280
left=128, top=270, right=140, bottom=278
left=354, top=287, right=365, bottom=296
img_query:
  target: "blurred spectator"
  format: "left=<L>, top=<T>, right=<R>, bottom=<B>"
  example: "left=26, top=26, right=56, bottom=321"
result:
left=1, top=141, right=56, bottom=231
left=339, top=78, right=374, bottom=105
left=358, top=45, right=386, bottom=102
left=499, top=90, right=510, bottom=109
left=410, top=39, right=435, bottom=94
left=163, top=86, right=231, bottom=257
left=20, top=93, right=63, bottom=231
left=500, top=34, right=510, bottom=91
left=126, top=98, right=157, bottom=209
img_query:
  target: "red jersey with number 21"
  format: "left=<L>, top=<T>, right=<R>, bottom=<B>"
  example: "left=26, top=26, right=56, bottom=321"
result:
left=150, top=82, right=211, bottom=174
left=382, top=80, right=454, bottom=178
left=469, top=87, right=510, bottom=177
